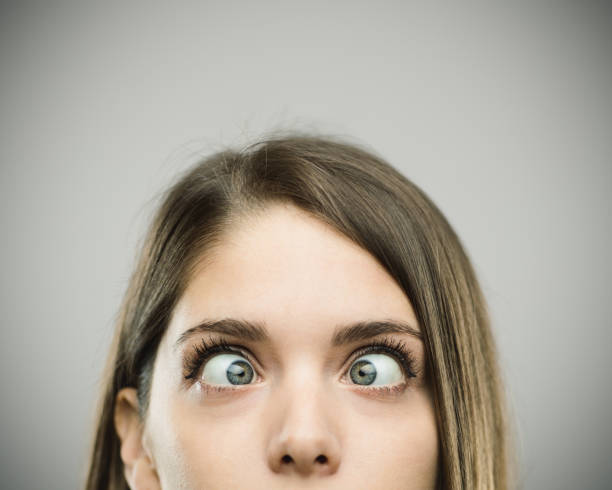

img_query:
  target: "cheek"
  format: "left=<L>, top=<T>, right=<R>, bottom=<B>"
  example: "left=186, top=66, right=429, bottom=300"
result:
left=148, top=394, right=263, bottom=489
left=146, top=381, right=439, bottom=489
left=394, top=392, right=438, bottom=463
left=348, top=391, right=439, bottom=485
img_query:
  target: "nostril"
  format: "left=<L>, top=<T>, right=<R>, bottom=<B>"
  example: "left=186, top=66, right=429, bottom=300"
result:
left=315, top=455, right=328, bottom=464
left=281, top=455, right=293, bottom=464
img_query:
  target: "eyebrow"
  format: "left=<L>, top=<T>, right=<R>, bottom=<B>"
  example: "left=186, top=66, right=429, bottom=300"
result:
left=174, top=317, right=422, bottom=351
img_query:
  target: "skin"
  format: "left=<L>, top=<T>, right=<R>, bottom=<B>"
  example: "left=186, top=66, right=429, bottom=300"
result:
left=115, top=202, right=439, bottom=489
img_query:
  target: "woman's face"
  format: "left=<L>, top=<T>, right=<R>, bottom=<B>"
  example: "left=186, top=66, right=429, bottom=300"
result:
left=116, top=203, right=439, bottom=489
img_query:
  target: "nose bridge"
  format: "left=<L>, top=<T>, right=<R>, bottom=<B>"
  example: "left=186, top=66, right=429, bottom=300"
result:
left=280, top=364, right=331, bottom=434
left=266, top=360, right=342, bottom=477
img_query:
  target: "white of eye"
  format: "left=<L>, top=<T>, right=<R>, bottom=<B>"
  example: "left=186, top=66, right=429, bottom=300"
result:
left=201, top=353, right=255, bottom=386
left=349, top=354, right=404, bottom=386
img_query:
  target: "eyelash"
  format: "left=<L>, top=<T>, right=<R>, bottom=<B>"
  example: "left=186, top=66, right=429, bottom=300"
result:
left=182, top=336, right=418, bottom=395
left=183, top=337, right=244, bottom=381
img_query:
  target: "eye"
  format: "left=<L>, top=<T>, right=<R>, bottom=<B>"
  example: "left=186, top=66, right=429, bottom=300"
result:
left=348, top=353, right=405, bottom=386
left=200, top=353, right=256, bottom=386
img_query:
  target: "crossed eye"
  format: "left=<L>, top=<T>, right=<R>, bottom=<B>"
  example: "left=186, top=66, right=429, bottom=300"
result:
left=200, top=352, right=404, bottom=387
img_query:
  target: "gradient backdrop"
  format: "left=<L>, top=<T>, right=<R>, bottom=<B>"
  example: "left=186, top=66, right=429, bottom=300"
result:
left=1, top=2, right=611, bottom=489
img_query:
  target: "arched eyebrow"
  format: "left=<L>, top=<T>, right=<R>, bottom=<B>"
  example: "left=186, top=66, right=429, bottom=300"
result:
left=174, top=318, right=422, bottom=352
left=331, top=320, right=422, bottom=344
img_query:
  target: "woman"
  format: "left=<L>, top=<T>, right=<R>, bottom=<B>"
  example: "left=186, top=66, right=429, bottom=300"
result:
left=85, top=134, right=512, bottom=489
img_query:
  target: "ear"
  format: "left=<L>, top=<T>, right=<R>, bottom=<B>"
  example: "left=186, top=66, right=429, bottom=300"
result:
left=114, top=387, right=161, bottom=490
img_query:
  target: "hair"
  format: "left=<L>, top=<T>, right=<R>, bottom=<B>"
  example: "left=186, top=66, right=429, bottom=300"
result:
left=85, top=133, right=512, bottom=489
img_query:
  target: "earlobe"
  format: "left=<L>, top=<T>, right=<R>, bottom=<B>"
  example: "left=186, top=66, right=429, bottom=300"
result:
left=114, top=387, right=161, bottom=490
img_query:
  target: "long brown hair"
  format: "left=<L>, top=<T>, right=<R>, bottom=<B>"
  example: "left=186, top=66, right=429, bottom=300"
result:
left=85, top=133, right=512, bottom=489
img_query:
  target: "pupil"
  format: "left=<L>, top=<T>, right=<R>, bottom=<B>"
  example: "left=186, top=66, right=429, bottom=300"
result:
left=350, top=360, right=376, bottom=385
left=227, top=360, right=253, bottom=385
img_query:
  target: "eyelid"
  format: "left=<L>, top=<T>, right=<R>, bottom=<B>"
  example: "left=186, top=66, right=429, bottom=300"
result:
left=344, top=336, right=418, bottom=380
left=182, top=334, right=418, bottom=390
left=182, top=337, right=263, bottom=382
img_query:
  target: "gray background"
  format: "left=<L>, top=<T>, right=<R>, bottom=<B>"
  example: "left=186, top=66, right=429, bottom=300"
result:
left=1, top=2, right=610, bottom=489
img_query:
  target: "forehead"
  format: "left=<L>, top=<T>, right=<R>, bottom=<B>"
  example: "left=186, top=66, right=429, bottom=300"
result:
left=168, top=203, right=418, bottom=340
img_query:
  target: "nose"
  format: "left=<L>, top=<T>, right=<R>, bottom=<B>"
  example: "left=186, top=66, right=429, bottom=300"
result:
left=266, top=378, right=342, bottom=477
